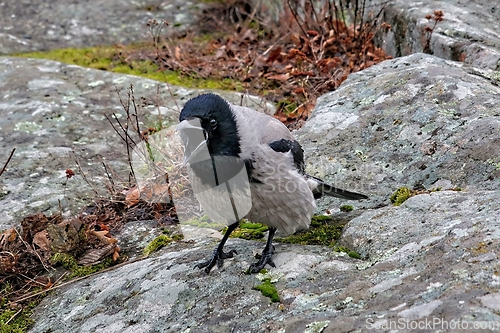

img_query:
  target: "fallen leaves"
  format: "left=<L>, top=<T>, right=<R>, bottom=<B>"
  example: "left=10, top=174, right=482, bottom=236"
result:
left=131, top=1, right=392, bottom=129
left=46, top=218, right=83, bottom=253
left=0, top=195, right=134, bottom=306
left=33, top=230, right=50, bottom=252
left=78, top=244, right=118, bottom=266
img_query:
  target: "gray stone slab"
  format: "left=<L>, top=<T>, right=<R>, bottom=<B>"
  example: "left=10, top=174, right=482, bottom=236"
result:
left=0, top=0, right=202, bottom=54
left=375, top=0, right=500, bottom=69
left=297, top=53, right=500, bottom=211
left=0, top=56, right=273, bottom=229
left=29, top=189, right=500, bottom=332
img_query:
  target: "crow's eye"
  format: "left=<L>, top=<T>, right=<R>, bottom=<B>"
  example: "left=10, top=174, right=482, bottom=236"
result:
left=209, top=119, right=217, bottom=128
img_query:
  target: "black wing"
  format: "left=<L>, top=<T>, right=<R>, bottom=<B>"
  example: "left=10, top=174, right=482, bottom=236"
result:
left=268, top=139, right=368, bottom=200
left=268, top=139, right=304, bottom=173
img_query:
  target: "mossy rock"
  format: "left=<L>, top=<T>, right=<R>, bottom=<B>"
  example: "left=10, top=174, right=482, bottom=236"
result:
left=275, top=215, right=342, bottom=247
left=0, top=299, right=37, bottom=333
left=390, top=187, right=412, bottom=206
left=253, top=278, right=280, bottom=303
left=50, top=253, right=116, bottom=279
left=340, top=205, right=353, bottom=212
left=183, top=215, right=227, bottom=230
left=15, top=46, right=243, bottom=91
left=224, top=221, right=269, bottom=240
left=334, top=246, right=361, bottom=259
left=143, top=234, right=172, bottom=256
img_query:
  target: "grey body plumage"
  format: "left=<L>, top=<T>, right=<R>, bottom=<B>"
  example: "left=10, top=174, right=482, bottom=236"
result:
left=178, top=93, right=367, bottom=273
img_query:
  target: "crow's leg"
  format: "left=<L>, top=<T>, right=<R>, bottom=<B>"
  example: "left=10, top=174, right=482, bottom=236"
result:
left=194, top=222, right=239, bottom=274
left=248, top=227, right=277, bottom=274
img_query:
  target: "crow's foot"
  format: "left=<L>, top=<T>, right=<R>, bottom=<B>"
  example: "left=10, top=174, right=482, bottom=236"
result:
left=248, top=245, right=275, bottom=274
left=194, top=247, right=238, bottom=274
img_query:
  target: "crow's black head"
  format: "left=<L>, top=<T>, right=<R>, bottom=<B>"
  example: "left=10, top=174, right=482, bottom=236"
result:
left=179, top=93, right=240, bottom=157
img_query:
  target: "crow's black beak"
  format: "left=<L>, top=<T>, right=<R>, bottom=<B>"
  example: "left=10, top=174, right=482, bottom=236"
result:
left=177, top=119, right=209, bottom=166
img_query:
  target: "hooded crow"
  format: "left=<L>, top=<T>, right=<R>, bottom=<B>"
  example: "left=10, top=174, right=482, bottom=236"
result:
left=178, top=93, right=367, bottom=274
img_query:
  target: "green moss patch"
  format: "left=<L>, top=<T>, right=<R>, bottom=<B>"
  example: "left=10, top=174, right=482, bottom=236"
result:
left=0, top=300, right=37, bottom=333
left=15, top=46, right=242, bottom=91
left=50, top=253, right=116, bottom=279
left=143, top=234, right=172, bottom=256
left=225, top=221, right=269, bottom=240
left=390, top=187, right=412, bottom=206
left=334, top=246, right=361, bottom=259
left=340, top=205, right=353, bottom=212
left=275, top=215, right=342, bottom=247
left=183, top=215, right=226, bottom=230
left=390, top=186, right=460, bottom=206
left=253, top=278, right=280, bottom=302
left=277, top=99, right=299, bottom=116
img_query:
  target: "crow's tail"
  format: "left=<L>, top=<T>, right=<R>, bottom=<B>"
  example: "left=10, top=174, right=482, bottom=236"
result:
left=306, top=174, right=368, bottom=200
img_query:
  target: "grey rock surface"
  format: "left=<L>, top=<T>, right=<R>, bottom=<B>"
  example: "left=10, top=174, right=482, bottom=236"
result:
left=0, top=56, right=273, bottom=230
left=376, top=0, right=500, bottom=69
left=297, top=53, right=500, bottom=210
left=0, top=0, right=202, bottom=54
left=30, top=189, right=500, bottom=333
left=28, top=53, right=500, bottom=333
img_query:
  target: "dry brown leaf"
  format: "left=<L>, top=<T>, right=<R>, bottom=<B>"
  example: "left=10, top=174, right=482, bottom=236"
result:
left=33, top=230, right=51, bottom=252
left=291, top=70, right=314, bottom=77
left=47, top=219, right=82, bottom=253
left=20, top=213, right=49, bottom=242
left=125, top=187, right=140, bottom=207
left=1, top=227, right=17, bottom=245
left=78, top=244, right=116, bottom=266
left=112, top=246, right=120, bottom=261
left=266, top=46, right=282, bottom=63
left=266, top=73, right=290, bottom=82
left=293, top=87, right=305, bottom=95
left=174, top=46, right=181, bottom=61
left=91, top=230, right=118, bottom=245
left=97, top=223, right=109, bottom=231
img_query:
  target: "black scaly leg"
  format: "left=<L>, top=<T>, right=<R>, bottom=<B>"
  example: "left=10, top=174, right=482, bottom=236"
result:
left=194, top=222, right=239, bottom=274
left=248, top=227, right=277, bottom=274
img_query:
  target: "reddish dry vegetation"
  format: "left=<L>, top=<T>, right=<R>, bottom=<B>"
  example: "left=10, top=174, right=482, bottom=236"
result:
left=0, top=195, right=175, bottom=304
left=140, top=0, right=392, bottom=128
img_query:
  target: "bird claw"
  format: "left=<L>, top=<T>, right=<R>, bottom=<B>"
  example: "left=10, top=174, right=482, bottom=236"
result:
left=248, top=247, right=275, bottom=274
left=194, top=247, right=238, bottom=274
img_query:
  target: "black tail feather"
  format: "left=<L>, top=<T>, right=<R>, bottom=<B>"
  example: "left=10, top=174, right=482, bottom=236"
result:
left=307, top=175, right=368, bottom=200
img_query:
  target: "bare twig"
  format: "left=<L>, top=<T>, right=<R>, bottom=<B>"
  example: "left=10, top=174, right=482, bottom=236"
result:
left=101, top=160, right=116, bottom=194
left=5, top=307, right=23, bottom=325
left=155, top=84, right=164, bottom=129
left=14, top=229, right=51, bottom=273
left=0, top=251, right=16, bottom=259
left=0, top=147, right=16, bottom=177
left=104, top=113, right=127, bottom=144
left=286, top=0, right=308, bottom=37
left=19, top=273, right=47, bottom=287
left=149, top=20, right=181, bottom=113
left=9, top=256, right=146, bottom=305
left=73, top=151, right=100, bottom=197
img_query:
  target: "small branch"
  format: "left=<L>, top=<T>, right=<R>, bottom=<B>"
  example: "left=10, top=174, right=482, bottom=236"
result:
left=5, top=307, right=23, bottom=325
left=0, top=148, right=16, bottom=177
left=9, top=256, right=146, bottom=305
left=73, top=151, right=100, bottom=197
left=104, top=113, right=127, bottom=144
left=101, top=160, right=116, bottom=194
left=287, top=0, right=308, bottom=37
left=0, top=251, right=16, bottom=258
left=14, top=229, right=51, bottom=273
